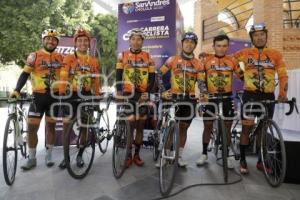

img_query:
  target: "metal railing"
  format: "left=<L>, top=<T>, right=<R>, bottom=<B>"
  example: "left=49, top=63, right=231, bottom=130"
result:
left=202, top=0, right=253, bottom=41
left=283, top=0, right=300, bottom=28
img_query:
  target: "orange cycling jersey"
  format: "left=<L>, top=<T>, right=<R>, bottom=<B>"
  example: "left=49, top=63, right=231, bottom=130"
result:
left=59, top=52, right=100, bottom=96
left=203, top=55, right=243, bottom=94
left=116, top=50, right=155, bottom=93
left=159, top=55, right=203, bottom=95
left=23, top=48, right=63, bottom=93
left=234, top=48, right=288, bottom=97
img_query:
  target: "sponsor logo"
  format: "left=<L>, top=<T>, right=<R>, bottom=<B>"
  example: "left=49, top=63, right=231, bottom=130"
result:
left=122, top=3, right=135, bottom=14
left=123, top=25, right=170, bottom=40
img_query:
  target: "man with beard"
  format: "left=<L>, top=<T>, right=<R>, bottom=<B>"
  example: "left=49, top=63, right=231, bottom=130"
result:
left=10, top=29, right=63, bottom=170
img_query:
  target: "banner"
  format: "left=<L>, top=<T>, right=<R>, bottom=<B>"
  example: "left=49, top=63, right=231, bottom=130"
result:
left=117, top=0, right=184, bottom=69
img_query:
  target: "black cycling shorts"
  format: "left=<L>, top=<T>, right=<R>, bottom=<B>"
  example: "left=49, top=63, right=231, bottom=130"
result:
left=241, top=91, right=275, bottom=120
left=118, top=92, right=149, bottom=116
left=28, top=92, right=59, bottom=119
left=61, top=91, right=93, bottom=119
left=202, top=95, right=234, bottom=121
left=161, top=95, right=197, bottom=124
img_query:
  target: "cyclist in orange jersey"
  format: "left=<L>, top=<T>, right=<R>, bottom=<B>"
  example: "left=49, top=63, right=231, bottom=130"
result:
left=58, top=28, right=100, bottom=169
left=9, top=29, right=63, bottom=170
left=156, top=32, right=207, bottom=168
left=116, top=28, right=156, bottom=168
left=234, top=23, right=288, bottom=174
left=195, top=35, right=243, bottom=168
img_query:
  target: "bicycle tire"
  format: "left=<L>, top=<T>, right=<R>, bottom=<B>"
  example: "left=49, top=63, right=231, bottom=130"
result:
left=64, top=118, right=95, bottom=179
left=112, top=114, right=131, bottom=179
left=159, top=120, right=179, bottom=196
left=219, top=118, right=228, bottom=183
left=98, top=109, right=110, bottom=154
left=3, top=115, right=18, bottom=185
left=260, top=119, right=286, bottom=187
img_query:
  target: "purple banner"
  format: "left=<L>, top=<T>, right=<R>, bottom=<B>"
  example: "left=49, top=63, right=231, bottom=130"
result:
left=228, top=39, right=251, bottom=55
left=118, top=0, right=183, bottom=69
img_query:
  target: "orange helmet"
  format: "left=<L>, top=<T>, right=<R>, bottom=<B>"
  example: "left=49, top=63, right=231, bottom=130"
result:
left=74, top=28, right=91, bottom=43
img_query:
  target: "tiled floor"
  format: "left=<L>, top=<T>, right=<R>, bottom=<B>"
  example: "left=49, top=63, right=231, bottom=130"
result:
left=0, top=106, right=299, bottom=200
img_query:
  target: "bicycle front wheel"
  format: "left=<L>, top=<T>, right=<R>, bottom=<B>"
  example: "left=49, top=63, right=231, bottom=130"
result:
left=3, top=115, right=18, bottom=185
left=64, top=118, right=95, bottom=179
left=98, top=109, right=110, bottom=154
left=112, top=115, right=131, bottom=179
left=219, top=118, right=228, bottom=183
left=260, top=119, right=286, bottom=187
left=159, top=120, right=179, bottom=196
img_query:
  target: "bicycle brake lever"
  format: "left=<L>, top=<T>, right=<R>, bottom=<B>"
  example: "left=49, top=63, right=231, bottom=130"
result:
left=293, top=98, right=299, bottom=114
left=285, top=98, right=297, bottom=116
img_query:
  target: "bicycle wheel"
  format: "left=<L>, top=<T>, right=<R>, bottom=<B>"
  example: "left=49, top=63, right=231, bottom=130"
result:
left=159, top=120, right=179, bottom=196
left=64, top=118, right=95, bottom=179
left=260, top=119, right=286, bottom=187
left=98, top=109, right=110, bottom=154
left=219, top=118, right=228, bottom=183
left=112, top=115, right=131, bottom=179
left=3, top=115, right=18, bottom=185
left=153, top=120, right=162, bottom=161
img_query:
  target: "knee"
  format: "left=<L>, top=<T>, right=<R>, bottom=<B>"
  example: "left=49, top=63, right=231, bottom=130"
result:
left=27, top=118, right=41, bottom=134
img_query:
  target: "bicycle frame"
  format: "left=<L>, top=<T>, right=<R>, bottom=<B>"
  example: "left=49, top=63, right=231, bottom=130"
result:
left=160, top=102, right=177, bottom=160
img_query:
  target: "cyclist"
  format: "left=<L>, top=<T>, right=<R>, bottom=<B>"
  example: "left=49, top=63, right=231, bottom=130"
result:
left=195, top=34, right=243, bottom=168
left=9, top=29, right=63, bottom=170
left=115, top=28, right=155, bottom=167
left=156, top=32, right=206, bottom=167
left=234, top=23, right=288, bottom=174
left=58, top=28, right=100, bottom=169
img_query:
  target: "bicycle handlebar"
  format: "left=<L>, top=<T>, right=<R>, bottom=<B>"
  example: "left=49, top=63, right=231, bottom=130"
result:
left=0, top=97, right=34, bottom=103
left=259, top=98, right=298, bottom=116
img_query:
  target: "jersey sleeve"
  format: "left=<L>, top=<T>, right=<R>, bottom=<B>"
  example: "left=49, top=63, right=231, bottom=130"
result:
left=148, top=55, right=156, bottom=73
left=159, top=56, right=173, bottom=75
left=232, top=57, right=244, bottom=79
left=23, top=52, right=37, bottom=73
left=196, top=61, right=208, bottom=94
left=59, top=55, right=72, bottom=94
left=274, top=52, right=288, bottom=97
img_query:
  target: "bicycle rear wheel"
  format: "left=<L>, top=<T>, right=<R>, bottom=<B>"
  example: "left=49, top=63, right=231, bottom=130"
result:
left=64, top=118, right=95, bottom=179
left=98, top=109, right=110, bottom=154
left=159, top=120, right=179, bottom=196
left=3, top=115, right=18, bottom=185
left=112, top=115, right=131, bottom=179
left=219, top=118, right=228, bottom=183
left=260, top=119, right=286, bottom=187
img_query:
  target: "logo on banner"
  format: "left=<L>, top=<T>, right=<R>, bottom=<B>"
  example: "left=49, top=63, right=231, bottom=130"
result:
left=56, top=46, right=75, bottom=55
left=123, top=25, right=170, bottom=41
left=122, top=3, right=135, bottom=14
left=123, top=0, right=170, bottom=13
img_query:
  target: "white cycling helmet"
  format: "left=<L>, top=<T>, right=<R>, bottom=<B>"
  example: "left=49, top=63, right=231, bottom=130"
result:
left=129, top=28, right=145, bottom=40
left=42, top=29, right=60, bottom=41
